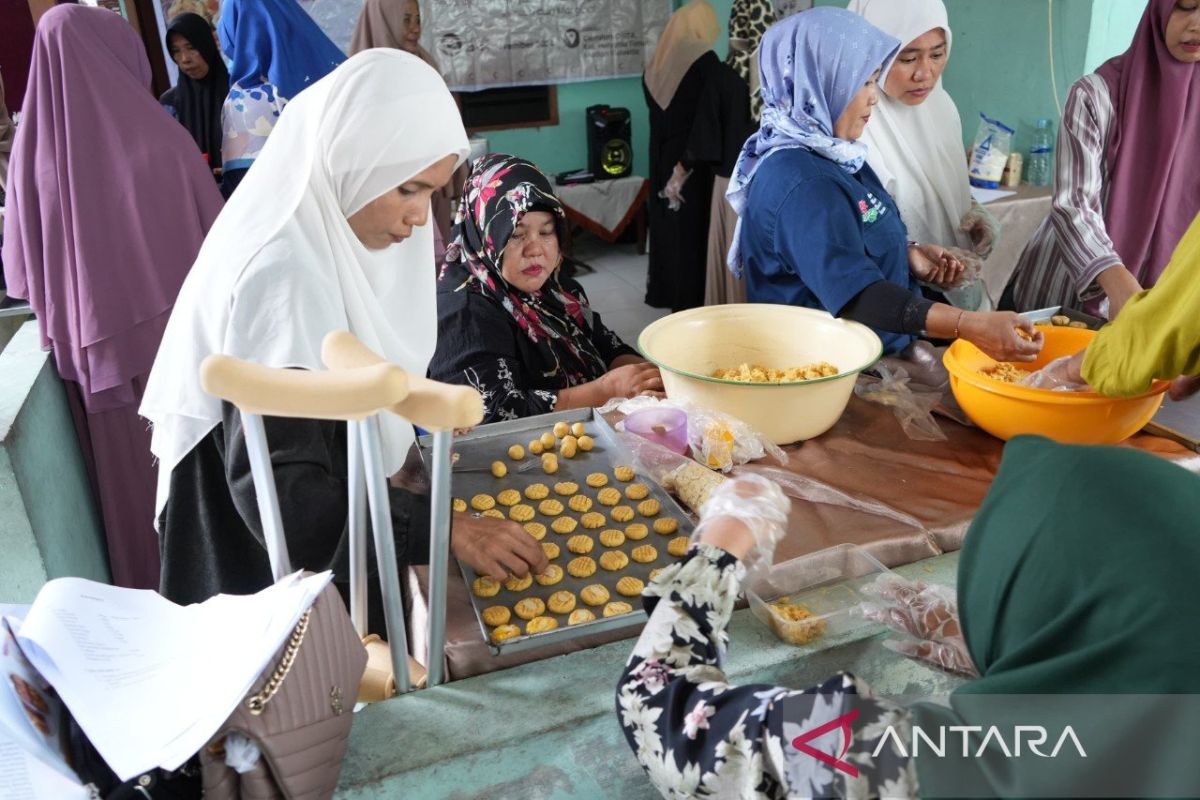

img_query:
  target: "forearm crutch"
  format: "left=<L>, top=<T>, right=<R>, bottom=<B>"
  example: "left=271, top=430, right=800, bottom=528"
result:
left=321, top=331, right=484, bottom=688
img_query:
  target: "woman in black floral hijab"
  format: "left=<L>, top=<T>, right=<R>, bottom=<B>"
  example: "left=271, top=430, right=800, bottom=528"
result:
left=432, top=154, right=662, bottom=423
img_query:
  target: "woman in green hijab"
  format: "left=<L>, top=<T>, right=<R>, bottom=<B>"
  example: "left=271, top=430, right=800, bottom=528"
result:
left=617, top=436, right=1200, bottom=798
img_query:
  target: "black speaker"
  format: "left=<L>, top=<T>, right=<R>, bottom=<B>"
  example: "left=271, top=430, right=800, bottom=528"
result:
left=586, top=105, right=633, bottom=179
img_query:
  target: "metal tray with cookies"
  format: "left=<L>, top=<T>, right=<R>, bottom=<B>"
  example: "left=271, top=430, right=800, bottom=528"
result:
left=417, top=407, right=696, bottom=656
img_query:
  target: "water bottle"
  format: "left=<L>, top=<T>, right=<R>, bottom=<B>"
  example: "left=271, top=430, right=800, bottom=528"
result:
left=1027, top=118, right=1054, bottom=187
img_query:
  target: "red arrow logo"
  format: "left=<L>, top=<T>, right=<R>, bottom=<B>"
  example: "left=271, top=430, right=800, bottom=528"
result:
left=790, top=709, right=860, bottom=778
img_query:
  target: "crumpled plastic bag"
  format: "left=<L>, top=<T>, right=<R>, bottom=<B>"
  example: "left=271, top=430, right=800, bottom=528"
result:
left=617, top=432, right=727, bottom=514
left=854, top=363, right=947, bottom=442
left=599, top=395, right=787, bottom=472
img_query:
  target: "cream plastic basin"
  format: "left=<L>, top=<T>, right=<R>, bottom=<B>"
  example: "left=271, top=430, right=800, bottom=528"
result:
left=637, top=304, right=883, bottom=445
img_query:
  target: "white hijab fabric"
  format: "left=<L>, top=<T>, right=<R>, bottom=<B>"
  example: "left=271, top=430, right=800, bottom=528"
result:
left=140, top=49, right=469, bottom=519
left=850, top=0, right=973, bottom=251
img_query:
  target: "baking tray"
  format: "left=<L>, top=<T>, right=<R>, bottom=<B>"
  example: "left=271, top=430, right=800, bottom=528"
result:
left=1018, top=305, right=1104, bottom=330
left=417, top=407, right=696, bottom=656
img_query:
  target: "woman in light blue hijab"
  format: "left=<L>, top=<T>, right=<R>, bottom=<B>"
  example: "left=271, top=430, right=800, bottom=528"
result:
left=727, top=8, right=1039, bottom=363
left=218, top=0, right=345, bottom=196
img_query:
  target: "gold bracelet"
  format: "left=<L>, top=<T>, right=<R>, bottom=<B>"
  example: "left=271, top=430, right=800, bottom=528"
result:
left=953, top=310, right=966, bottom=339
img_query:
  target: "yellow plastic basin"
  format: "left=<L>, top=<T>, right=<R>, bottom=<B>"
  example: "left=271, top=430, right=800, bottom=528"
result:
left=637, top=304, right=882, bottom=445
left=943, top=326, right=1168, bottom=444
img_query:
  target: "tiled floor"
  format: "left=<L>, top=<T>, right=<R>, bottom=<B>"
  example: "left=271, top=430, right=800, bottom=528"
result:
left=568, top=234, right=669, bottom=348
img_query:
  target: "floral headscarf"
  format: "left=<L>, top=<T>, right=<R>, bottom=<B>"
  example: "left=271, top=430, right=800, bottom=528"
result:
left=440, top=154, right=610, bottom=386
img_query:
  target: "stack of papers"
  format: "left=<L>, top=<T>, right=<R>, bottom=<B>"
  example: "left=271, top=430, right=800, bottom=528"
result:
left=4, top=571, right=331, bottom=782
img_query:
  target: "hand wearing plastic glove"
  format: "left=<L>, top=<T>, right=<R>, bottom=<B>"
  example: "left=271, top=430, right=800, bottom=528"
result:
left=861, top=574, right=979, bottom=677
left=658, top=162, right=692, bottom=212
left=692, top=473, right=791, bottom=574
left=1020, top=353, right=1089, bottom=392
left=959, top=201, right=1000, bottom=258
left=941, top=247, right=984, bottom=289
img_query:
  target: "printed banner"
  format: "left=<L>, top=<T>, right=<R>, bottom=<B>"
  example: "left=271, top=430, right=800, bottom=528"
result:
left=423, top=0, right=673, bottom=92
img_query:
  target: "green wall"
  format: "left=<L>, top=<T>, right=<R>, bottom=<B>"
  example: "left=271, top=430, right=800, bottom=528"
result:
left=482, top=0, right=1142, bottom=177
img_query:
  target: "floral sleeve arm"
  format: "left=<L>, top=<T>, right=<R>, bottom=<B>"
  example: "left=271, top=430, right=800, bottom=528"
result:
left=617, top=544, right=917, bottom=799
left=459, top=358, right=557, bottom=424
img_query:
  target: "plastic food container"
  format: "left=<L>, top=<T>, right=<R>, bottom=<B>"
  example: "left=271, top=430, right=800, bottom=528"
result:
left=638, top=304, right=882, bottom=445
left=943, top=326, right=1169, bottom=444
left=624, top=407, right=689, bottom=454
left=745, top=544, right=892, bottom=645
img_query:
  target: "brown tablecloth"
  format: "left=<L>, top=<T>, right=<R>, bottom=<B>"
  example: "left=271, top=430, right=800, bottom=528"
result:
left=408, top=397, right=1200, bottom=680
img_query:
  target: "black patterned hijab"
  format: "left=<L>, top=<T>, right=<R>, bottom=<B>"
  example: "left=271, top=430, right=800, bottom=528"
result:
left=439, top=154, right=609, bottom=386
left=163, top=13, right=228, bottom=169
left=726, top=0, right=775, bottom=120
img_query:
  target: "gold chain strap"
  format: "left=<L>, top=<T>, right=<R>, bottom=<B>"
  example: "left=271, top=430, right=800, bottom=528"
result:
left=246, top=609, right=312, bottom=716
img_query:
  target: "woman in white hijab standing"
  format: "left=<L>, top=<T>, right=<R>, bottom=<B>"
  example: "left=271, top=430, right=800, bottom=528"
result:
left=141, top=50, right=546, bottom=607
left=850, top=0, right=1000, bottom=310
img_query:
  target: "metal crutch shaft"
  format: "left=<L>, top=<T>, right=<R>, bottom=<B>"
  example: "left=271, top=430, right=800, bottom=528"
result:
left=347, top=423, right=369, bottom=637
left=356, top=417, right=412, bottom=694
left=425, top=428, right=453, bottom=688
left=241, top=413, right=292, bottom=582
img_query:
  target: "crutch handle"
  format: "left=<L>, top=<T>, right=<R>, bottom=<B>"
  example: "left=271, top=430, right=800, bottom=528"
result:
left=321, top=331, right=484, bottom=431
left=200, top=354, right=410, bottom=421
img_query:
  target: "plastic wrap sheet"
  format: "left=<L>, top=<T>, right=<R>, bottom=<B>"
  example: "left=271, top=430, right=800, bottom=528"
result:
left=407, top=395, right=1200, bottom=680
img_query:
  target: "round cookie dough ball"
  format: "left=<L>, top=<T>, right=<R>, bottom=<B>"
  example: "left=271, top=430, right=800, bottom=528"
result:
left=547, top=590, right=576, bottom=614
left=541, top=453, right=559, bottom=474
left=541, top=541, right=561, bottom=560
left=538, top=498, right=564, bottom=516
left=560, top=439, right=578, bottom=459
left=610, top=505, right=635, bottom=523
left=625, top=523, right=649, bottom=541
left=553, top=481, right=579, bottom=496
left=497, top=489, right=521, bottom=507
left=535, top=564, right=564, bottom=586
left=481, top=509, right=505, bottom=519
left=570, top=422, right=586, bottom=438
left=667, top=536, right=689, bottom=557
left=504, top=574, right=533, bottom=592
left=600, top=551, right=629, bottom=571
left=597, top=487, right=622, bottom=506
left=551, top=516, right=578, bottom=535
left=508, top=444, right=525, bottom=460
left=524, top=483, right=550, bottom=500
left=470, top=494, right=496, bottom=511
left=616, top=576, right=645, bottom=596
left=524, top=522, right=547, bottom=540
left=568, top=608, right=596, bottom=625
left=599, top=529, right=626, bottom=548
left=630, top=545, right=658, bottom=563
left=526, top=616, right=558, bottom=634
left=649, top=568, right=666, bottom=581
left=654, top=517, right=679, bottom=535
left=568, top=494, right=593, bottom=513
left=553, top=421, right=570, bottom=438
left=541, top=431, right=557, bottom=450
left=613, top=465, right=636, bottom=482
left=514, top=597, right=546, bottom=620
left=578, top=435, right=595, bottom=452
left=567, top=557, right=597, bottom=578
left=452, top=497, right=467, bottom=512
left=472, top=576, right=502, bottom=598
left=491, top=461, right=508, bottom=478
left=580, top=512, right=606, bottom=529
left=625, top=483, right=650, bottom=501
left=567, top=534, right=594, bottom=554
left=490, top=624, right=521, bottom=643
left=586, top=472, right=609, bottom=488
left=637, top=499, right=661, bottom=517
left=604, top=601, right=634, bottom=618
left=580, top=584, right=611, bottom=606
left=529, top=439, right=544, bottom=456
left=509, top=504, right=535, bottom=522
left=481, top=606, right=511, bottom=627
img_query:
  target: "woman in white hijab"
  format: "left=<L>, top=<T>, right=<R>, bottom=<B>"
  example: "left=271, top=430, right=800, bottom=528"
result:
left=850, top=0, right=1000, bottom=310
left=141, top=49, right=547, bottom=606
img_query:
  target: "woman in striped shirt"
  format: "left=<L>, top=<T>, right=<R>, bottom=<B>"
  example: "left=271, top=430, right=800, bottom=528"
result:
left=1006, top=0, right=1200, bottom=319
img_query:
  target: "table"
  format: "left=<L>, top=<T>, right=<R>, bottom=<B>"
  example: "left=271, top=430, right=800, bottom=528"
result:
left=407, top=394, right=1199, bottom=681
left=554, top=175, right=649, bottom=254
left=978, top=185, right=1053, bottom=308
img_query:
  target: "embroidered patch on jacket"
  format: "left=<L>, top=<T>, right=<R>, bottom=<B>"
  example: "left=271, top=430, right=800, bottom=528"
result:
left=858, top=193, right=888, bottom=224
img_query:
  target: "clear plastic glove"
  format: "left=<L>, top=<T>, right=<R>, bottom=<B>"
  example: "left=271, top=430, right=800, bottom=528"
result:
left=861, top=574, right=979, bottom=677
left=960, top=202, right=1000, bottom=258
left=1019, top=353, right=1089, bottom=392
left=659, top=163, right=691, bottom=212
left=941, top=247, right=984, bottom=290
left=692, top=473, right=790, bottom=574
